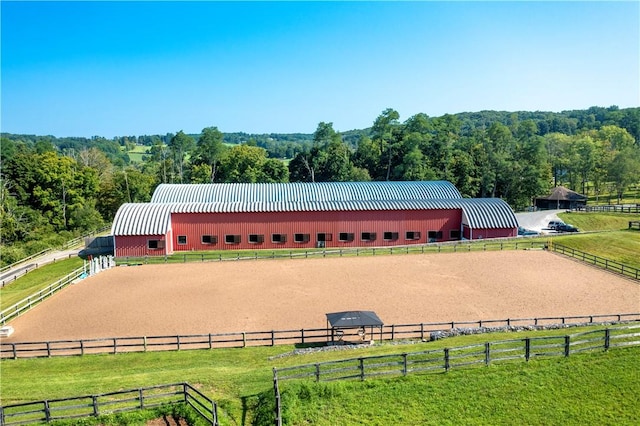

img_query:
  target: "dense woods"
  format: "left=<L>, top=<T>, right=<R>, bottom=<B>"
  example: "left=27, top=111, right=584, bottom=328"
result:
left=1, top=105, right=639, bottom=264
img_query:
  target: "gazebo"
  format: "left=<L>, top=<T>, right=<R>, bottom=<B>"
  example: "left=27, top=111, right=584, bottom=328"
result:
left=535, top=186, right=587, bottom=210
left=326, top=311, right=384, bottom=344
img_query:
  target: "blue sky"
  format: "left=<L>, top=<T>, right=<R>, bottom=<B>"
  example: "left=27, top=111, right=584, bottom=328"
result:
left=2, top=1, right=639, bottom=138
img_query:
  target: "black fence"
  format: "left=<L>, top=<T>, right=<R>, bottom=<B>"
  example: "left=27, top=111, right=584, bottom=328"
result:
left=0, top=383, right=218, bottom=426
left=550, top=243, right=640, bottom=280
left=2, top=313, right=639, bottom=360
left=272, top=324, right=640, bottom=424
left=572, top=205, right=640, bottom=213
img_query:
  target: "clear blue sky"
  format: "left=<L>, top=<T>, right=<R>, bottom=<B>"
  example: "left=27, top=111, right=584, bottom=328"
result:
left=2, top=1, right=639, bottom=138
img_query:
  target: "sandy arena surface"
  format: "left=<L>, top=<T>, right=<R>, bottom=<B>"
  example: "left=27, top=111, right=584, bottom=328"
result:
left=3, top=250, right=639, bottom=342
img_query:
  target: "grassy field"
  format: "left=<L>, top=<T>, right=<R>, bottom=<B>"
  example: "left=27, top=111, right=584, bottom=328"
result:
left=2, top=325, right=637, bottom=425
left=0, top=257, right=83, bottom=310
left=557, top=211, right=640, bottom=231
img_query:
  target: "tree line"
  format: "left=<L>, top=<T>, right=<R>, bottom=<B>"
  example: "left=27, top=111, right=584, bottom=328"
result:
left=1, top=105, right=638, bottom=264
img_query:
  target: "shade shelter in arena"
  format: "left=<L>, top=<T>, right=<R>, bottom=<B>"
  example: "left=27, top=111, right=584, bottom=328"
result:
left=326, top=311, right=384, bottom=343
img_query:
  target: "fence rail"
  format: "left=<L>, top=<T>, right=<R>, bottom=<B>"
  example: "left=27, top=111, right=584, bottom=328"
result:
left=0, top=267, right=85, bottom=325
left=116, top=240, right=548, bottom=266
left=572, top=205, right=640, bottom=213
left=273, top=324, right=640, bottom=383
left=550, top=243, right=640, bottom=280
left=0, top=383, right=218, bottom=426
left=2, top=313, right=638, bottom=360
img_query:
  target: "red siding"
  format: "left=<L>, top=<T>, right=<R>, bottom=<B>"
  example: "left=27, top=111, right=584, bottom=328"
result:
left=462, top=226, right=517, bottom=240
left=115, top=233, right=172, bottom=257
left=168, top=209, right=462, bottom=252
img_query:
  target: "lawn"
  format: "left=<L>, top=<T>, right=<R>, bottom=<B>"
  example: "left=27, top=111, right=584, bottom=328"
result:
left=2, top=325, right=637, bottom=425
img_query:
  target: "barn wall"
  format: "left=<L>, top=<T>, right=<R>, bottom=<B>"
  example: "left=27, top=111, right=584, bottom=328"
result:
left=169, top=209, right=463, bottom=252
left=467, top=227, right=518, bottom=240
left=115, top=234, right=171, bottom=257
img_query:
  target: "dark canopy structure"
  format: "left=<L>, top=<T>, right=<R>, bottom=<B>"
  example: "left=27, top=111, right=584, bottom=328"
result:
left=535, top=186, right=587, bottom=210
left=326, top=311, right=384, bottom=343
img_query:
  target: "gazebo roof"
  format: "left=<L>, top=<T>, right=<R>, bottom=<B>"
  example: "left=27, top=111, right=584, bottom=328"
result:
left=537, top=186, right=587, bottom=201
left=326, top=311, right=383, bottom=328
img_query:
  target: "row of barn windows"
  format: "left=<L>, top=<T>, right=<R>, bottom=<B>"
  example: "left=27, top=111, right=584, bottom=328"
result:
left=147, top=230, right=461, bottom=249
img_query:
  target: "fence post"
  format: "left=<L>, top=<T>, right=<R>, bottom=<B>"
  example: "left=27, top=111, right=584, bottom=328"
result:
left=391, top=324, right=395, bottom=341
left=359, top=358, right=365, bottom=381
left=242, top=332, right=246, bottom=348
left=92, top=395, right=99, bottom=417
left=444, top=348, right=450, bottom=371
left=402, top=353, right=408, bottom=376
left=209, top=333, right=213, bottom=349
left=113, top=338, right=117, bottom=354
left=525, top=338, right=531, bottom=361
left=177, top=335, right=181, bottom=351
left=12, top=343, right=17, bottom=360
left=271, top=330, right=275, bottom=346
left=80, top=340, right=84, bottom=356
left=485, top=342, right=490, bottom=365
left=301, top=329, right=305, bottom=345
left=143, top=336, right=147, bottom=352
left=604, top=329, right=610, bottom=350
left=47, top=341, right=51, bottom=358
left=420, top=323, right=424, bottom=341
left=315, top=363, right=321, bottom=382
left=564, top=335, right=570, bottom=357
left=139, top=388, right=145, bottom=409
left=44, top=400, right=51, bottom=422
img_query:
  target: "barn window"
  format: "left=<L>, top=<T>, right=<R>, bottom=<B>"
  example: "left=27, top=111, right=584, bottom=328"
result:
left=317, top=233, right=332, bottom=242
left=148, top=239, right=165, bottom=249
left=405, top=231, right=421, bottom=240
left=428, top=231, right=443, bottom=242
left=339, top=232, right=354, bottom=242
left=383, top=232, right=399, bottom=241
left=225, top=234, right=241, bottom=244
left=272, top=233, right=287, bottom=243
left=294, top=233, right=310, bottom=243
left=361, top=232, right=377, bottom=241
left=202, top=235, right=218, bottom=244
left=249, top=234, right=264, bottom=244
left=450, top=230, right=461, bottom=240
left=177, top=235, right=187, bottom=245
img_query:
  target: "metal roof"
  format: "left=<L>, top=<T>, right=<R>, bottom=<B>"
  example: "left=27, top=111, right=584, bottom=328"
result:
left=326, top=311, right=384, bottom=328
left=111, top=203, right=173, bottom=236
left=150, top=181, right=463, bottom=204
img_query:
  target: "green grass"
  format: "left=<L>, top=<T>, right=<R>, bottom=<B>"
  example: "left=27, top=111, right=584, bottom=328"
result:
left=2, top=325, right=637, bottom=425
left=550, top=231, right=640, bottom=269
left=0, top=257, right=84, bottom=310
left=274, top=347, right=639, bottom=426
left=558, top=212, right=640, bottom=232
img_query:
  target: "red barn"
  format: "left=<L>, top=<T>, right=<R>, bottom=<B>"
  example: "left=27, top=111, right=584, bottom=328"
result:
left=111, top=181, right=518, bottom=257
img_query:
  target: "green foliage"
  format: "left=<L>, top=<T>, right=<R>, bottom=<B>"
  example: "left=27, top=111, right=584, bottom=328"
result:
left=551, top=229, right=640, bottom=269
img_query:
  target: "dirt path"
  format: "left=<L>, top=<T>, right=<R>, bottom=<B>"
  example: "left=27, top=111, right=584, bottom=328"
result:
left=3, top=250, right=639, bottom=342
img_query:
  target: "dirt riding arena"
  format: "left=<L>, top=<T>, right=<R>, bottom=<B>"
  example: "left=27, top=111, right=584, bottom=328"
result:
left=4, top=250, right=640, bottom=342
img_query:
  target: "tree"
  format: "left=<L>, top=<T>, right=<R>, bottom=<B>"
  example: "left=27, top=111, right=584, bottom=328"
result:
left=218, top=145, right=288, bottom=183
left=193, top=127, right=225, bottom=182
left=608, top=148, right=640, bottom=203
left=371, top=108, right=401, bottom=180
left=168, top=131, right=195, bottom=183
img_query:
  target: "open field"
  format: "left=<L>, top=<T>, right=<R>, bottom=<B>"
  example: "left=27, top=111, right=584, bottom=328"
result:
left=3, top=250, right=639, bottom=343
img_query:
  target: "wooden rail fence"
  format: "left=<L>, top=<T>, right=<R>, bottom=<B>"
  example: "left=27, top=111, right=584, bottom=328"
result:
left=550, top=243, right=640, bottom=280
left=271, top=324, right=640, bottom=424
left=2, top=313, right=638, bottom=360
left=0, top=383, right=218, bottom=426
left=572, top=205, right=640, bottom=213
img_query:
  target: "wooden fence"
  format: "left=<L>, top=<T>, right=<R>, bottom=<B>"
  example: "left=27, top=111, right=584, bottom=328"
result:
left=115, top=240, right=549, bottom=266
left=0, top=383, right=218, bottom=426
left=550, top=243, right=640, bottom=280
left=271, top=324, right=640, bottom=425
left=629, top=221, right=640, bottom=230
left=2, top=313, right=638, bottom=360
left=0, top=267, right=85, bottom=325
left=572, top=204, right=640, bottom=213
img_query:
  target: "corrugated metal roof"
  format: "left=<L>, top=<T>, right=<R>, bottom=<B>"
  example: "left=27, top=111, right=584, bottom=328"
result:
left=111, top=203, right=174, bottom=236
left=457, top=198, right=518, bottom=229
left=150, top=181, right=463, bottom=204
